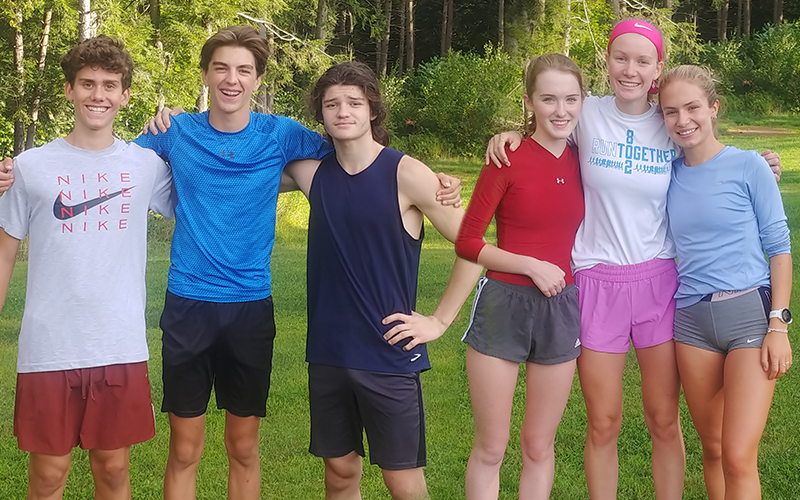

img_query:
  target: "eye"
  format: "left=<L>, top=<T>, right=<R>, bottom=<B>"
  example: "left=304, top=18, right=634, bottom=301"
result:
left=664, top=109, right=676, bottom=116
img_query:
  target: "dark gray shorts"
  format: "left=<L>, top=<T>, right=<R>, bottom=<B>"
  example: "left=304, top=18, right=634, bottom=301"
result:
left=674, top=287, right=771, bottom=353
left=308, top=363, right=426, bottom=470
left=462, top=277, right=581, bottom=365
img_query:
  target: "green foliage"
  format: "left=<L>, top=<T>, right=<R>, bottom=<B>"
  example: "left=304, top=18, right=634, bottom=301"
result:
left=389, top=48, right=521, bottom=157
left=702, top=22, right=800, bottom=114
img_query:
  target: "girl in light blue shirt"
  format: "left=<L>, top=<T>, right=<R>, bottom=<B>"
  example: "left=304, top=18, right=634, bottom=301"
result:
left=661, top=65, right=792, bottom=500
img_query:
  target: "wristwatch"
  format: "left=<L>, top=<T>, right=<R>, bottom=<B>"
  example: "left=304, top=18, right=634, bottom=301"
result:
left=769, top=308, right=793, bottom=324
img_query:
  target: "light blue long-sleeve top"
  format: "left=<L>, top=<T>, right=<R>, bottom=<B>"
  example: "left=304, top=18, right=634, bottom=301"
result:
left=667, top=146, right=790, bottom=308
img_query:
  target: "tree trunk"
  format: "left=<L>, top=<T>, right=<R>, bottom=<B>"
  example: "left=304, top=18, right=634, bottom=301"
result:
left=26, top=7, right=53, bottom=151
left=531, top=0, right=546, bottom=34
left=774, top=0, right=783, bottom=25
left=717, top=0, right=729, bottom=41
left=743, top=0, right=750, bottom=37
left=445, top=0, right=453, bottom=52
left=150, top=0, right=167, bottom=112
left=196, top=21, right=213, bottom=112
left=255, top=23, right=275, bottom=114
left=736, top=0, right=742, bottom=40
left=398, top=0, right=406, bottom=73
left=405, top=0, right=414, bottom=72
left=498, top=0, right=504, bottom=47
left=563, top=0, right=571, bottom=56
left=378, top=0, right=392, bottom=76
left=316, top=0, right=329, bottom=40
left=79, top=0, right=95, bottom=41
left=610, top=0, right=620, bottom=20
left=13, top=6, right=25, bottom=155
left=440, top=0, right=448, bottom=56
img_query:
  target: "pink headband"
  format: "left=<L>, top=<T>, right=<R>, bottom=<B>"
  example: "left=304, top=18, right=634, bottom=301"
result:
left=607, top=20, right=663, bottom=62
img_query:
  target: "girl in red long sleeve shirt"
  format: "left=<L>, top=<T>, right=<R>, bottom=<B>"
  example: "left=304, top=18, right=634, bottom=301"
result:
left=454, top=53, right=585, bottom=500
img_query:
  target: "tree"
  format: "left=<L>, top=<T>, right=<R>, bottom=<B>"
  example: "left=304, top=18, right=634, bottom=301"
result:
left=498, top=0, right=504, bottom=46
left=405, top=0, right=414, bottom=71
left=378, top=0, right=392, bottom=76
left=717, top=0, right=729, bottom=41
left=775, top=0, right=783, bottom=25
left=26, top=5, right=52, bottom=150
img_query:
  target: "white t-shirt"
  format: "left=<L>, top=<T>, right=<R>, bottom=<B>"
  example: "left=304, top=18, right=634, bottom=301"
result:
left=571, top=95, right=677, bottom=272
left=0, top=138, right=174, bottom=373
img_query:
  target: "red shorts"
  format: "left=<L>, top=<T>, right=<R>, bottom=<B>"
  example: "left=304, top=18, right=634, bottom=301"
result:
left=14, top=362, right=156, bottom=455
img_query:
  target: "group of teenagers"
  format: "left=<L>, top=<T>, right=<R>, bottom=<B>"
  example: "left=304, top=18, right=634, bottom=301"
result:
left=0, top=15, right=792, bottom=500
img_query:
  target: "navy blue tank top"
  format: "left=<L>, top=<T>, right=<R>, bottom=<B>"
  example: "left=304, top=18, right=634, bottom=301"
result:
left=305, top=147, right=428, bottom=373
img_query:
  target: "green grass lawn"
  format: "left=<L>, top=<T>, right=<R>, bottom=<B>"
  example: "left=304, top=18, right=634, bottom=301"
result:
left=1, top=122, right=800, bottom=498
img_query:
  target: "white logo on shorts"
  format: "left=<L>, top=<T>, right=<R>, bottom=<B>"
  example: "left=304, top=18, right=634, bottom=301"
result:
left=574, top=338, right=581, bottom=348
left=410, top=353, right=422, bottom=362
left=746, top=338, right=759, bottom=343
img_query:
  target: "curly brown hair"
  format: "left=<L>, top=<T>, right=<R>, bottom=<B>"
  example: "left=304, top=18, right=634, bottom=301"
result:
left=309, top=62, right=390, bottom=146
left=200, top=26, right=269, bottom=77
left=61, top=35, right=134, bottom=89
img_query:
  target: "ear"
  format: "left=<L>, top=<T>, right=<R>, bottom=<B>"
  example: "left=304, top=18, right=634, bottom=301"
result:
left=654, top=60, right=665, bottom=80
left=201, top=69, right=208, bottom=87
left=522, top=94, right=535, bottom=113
left=711, top=99, right=720, bottom=119
left=120, top=87, right=131, bottom=107
left=65, top=81, right=74, bottom=102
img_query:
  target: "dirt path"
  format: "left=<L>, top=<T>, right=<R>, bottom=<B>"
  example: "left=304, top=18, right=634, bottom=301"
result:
left=724, top=125, right=797, bottom=136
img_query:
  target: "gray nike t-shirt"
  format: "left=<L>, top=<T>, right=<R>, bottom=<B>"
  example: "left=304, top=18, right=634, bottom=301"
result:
left=0, top=138, right=174, bottom=373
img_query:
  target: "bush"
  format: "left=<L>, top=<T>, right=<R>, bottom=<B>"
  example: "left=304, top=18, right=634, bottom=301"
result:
left=702, top=22, right=800, bottom=114
left=387, top=49, right=522, bottom=157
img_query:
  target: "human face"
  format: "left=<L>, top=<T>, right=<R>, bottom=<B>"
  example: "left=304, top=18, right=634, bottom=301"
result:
left=321, top=84, right=375, bottom=143
left=660, top=79, right=719, bottom=154
left=202, top=45, right=261, bottom=118
left=65, top=65, right=129, bottom=134
left=524, top=69, right=583, bottom=145
left=606, top=33, right=663, bottom=106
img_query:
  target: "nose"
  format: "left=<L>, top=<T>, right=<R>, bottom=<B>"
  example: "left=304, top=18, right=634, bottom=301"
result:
left=676, top=109, right=690, bottom=125
left=224, top=68, right=237, bottom=83
left=554, top=100, right=567, bottom=117
left=622, top=60, right=636, bottom=76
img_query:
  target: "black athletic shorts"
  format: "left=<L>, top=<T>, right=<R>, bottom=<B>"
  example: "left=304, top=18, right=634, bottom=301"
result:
left=160, top=291, right=276, bottom=418
left=308, top=363, right=426, bottom=470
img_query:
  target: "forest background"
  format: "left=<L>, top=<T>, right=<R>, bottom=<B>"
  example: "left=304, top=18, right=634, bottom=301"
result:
left=2, top=0, right=800, bottom=159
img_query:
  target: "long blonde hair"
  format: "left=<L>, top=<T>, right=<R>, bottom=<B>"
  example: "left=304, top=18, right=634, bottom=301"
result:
left=523, top=53, right=586, bottom=136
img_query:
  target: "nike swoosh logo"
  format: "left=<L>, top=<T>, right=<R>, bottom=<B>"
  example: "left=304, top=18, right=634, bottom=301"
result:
left=53, top=187, right=134, bottom=220
left=410, top=353, right=422, bottom=362
left=746, top=338, right=759, bottom=343
left=634, top=22, right=654, bottom=31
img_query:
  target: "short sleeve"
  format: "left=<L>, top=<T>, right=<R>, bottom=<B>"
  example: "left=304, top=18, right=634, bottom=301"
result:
left=148, top=157, right=175, bottom=219
left=274, top=116, right=333, bottom=163
left=0, top=160, right=31, bottom=240
left=133, top=117, right=182, bottom=160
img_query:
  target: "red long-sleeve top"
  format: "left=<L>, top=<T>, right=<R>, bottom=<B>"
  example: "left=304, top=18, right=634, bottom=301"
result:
left=455, top=137, right=585, bottom=286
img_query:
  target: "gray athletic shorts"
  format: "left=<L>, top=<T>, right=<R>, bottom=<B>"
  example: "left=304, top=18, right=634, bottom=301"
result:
left=674, top=287, right=771, bottom=353
left=308, top=363, right=426, bottom=470
left=462, top=277, right=581, bottom=364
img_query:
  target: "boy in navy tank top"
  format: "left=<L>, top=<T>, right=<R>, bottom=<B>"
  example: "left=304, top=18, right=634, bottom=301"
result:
left=281, top=62, right=483, bottom=500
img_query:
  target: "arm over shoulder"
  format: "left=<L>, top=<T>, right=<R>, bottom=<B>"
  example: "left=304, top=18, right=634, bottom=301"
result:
left=397, top=155, right=464, bottom=243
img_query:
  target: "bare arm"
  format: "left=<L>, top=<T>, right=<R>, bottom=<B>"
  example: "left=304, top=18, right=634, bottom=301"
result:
left=382, top=157, right=484, bottom=350
left=282, top=159, right=321, bottom=197
left=0, top=228, right=20, bottom=315
left=762, top=253, right=793, bottom=379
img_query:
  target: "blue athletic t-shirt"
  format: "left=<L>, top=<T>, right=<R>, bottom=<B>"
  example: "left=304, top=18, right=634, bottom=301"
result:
left=305, top=148, right=428, bottom=373
left=135, top=112, right=331, bottom=302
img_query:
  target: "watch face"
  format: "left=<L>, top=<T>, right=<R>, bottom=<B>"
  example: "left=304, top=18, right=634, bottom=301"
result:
left=782, top=308, right=793, bottom=324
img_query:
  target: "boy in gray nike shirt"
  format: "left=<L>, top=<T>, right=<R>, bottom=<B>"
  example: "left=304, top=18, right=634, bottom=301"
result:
left=0, top=35, right=173, bottom=499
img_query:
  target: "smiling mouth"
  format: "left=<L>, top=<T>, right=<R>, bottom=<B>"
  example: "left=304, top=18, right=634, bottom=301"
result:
left=678, top=128, right=697, bottom=136
left=618, top=81, right=641, bottom=88
left=86, top=106, right=109, bottom=114
left=221, top=89, right=241, bottom=97
left=551, top=120, right=569, bottom=126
